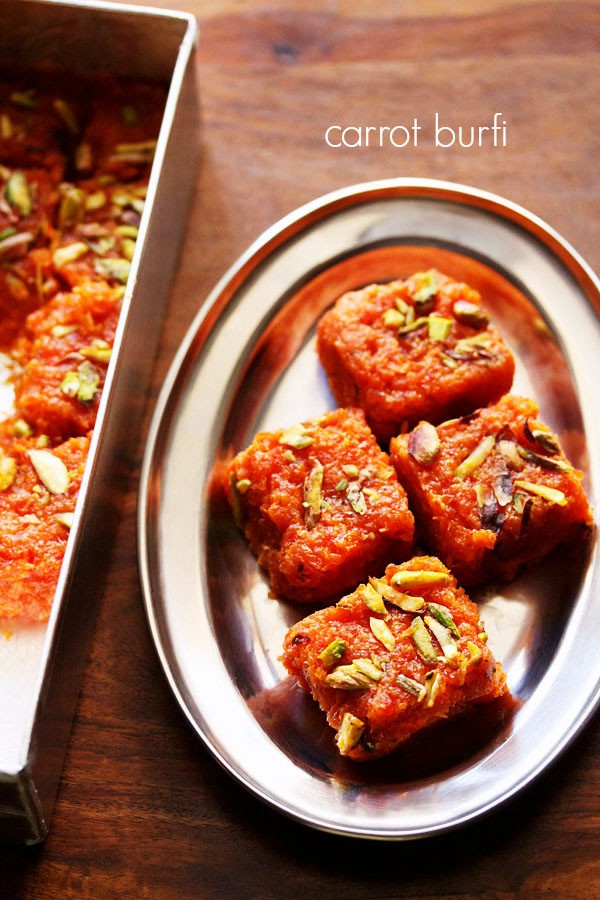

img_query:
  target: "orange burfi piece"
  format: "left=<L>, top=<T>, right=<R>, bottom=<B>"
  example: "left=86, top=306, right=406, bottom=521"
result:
left=225, top=407, right=414, bottom=604
left=390, top=395, right=593, bottom=586
left=12, top=283, right=121, bottom=439
left=316, top=269, right=515, bottom=442
left=282, top=556, right=507, bottom=760
left=0, top=427, right=90, bottom=621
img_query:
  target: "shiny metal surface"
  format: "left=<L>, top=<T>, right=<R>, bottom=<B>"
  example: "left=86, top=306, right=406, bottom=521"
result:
left=0, top=0, right=199, bottom=843
left=139, top=179, right=600, bottom=839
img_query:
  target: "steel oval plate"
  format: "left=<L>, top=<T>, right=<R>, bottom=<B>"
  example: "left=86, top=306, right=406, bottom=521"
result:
left=138, top=178, right=600, bottom=839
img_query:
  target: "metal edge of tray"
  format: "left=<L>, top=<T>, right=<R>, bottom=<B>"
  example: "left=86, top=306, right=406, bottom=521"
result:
left=138, top=177, right=600, bottom=840
left=0, top=0, right=200, bottom=844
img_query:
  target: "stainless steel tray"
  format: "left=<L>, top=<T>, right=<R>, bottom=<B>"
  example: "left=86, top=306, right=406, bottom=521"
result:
left=139, top=179, right=600, bottom=840
left=0, top=0, right=199, bottom=844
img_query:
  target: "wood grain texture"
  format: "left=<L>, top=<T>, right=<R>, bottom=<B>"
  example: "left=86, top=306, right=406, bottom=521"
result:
left=1, top=1, right=599, bottom=897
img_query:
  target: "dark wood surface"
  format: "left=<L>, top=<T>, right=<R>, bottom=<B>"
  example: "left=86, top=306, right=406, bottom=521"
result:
left=2, top=2, right=600, bottom=896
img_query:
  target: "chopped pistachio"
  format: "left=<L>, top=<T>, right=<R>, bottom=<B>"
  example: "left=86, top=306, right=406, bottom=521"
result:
left=58, top=186, right=85, bottom=230
left=325, top=659, right=382, bottom=690
left=410, top=616, right=438, bottom=663
left=409, top=270, right=440, bottom=305
left=428, top=315, right=453, bottom=342
left=53, top=98, right=78, bottom=134
left=87, top=235, right=116, bottom=256
left=357, top=583, right=387, bottom=615
left=452, top=299, right=490, bottom=328
left=524, top=419, right=561, bottom=455
left=120, top=237, right=136, bottom=261
left=423, top=670, right=442, bottom=707
left=396, top=673, right=424, bottom=696
left=318, top=638, right=347, bottom=666
left=369, top=577, right=425, bottom=611
left=53, top=242, right=88, bottom=268
left=478, top=631, right=489, bottom=642
left=0, top=456, right=17, bottom=490
left=0, top=227, right=17, bottom=241
left=60, top=360, right=100, bottom=404
left=516, top=444, right=572, bottom=473
left=80, top=339, right=112, bottom=364
left=346, top=480, right=367, bottom=514
left=335, top=478, right=348, bottom=491
left=370, top=617, right=396, bottom=652
left=383, top=308, right=405, bottom=328
left=283, top=449, right=296, bottom=462
left=398, top=315, right=429, bottom=336
left=441, top=353, right=459, bottom=369
left=514, top=480, right=567, bottom=506
left=394, top=297, right=411, bottom=315
left=354, top=657, right=385, bottom=680
left=6, top=171, right=32, bottom=216
left=114, top=224, right=139, bottom=239
left=427, top=602, right=461, bottom=637
left=235, top=478, right=251, bottom=494
left=390, top=569, right=452, bottom=590
left=94, top=257, right=131, bottom=284
left=13, top=418, right=32, bottom=438
left=278, top=424, right=314, bottom=449
left=466, top=641, right=483, bottom=666
left=84, top=190, right=107, bottom=211
left=342, top=464, right=360, bottom=479
left=454, top=434, right=495, bottom=480
left=424, top=614, right=459, bottom=660
left=28, top=448, right=69, bottom=494
left=303, top=459, right=324, bottom=530
left=496, top=438, right=524, bottom=470
left=408, top=422, right=440, bottom=465
left=336, top=713, right=365, bottom=754
left=55, top=512, right=74, bottom=529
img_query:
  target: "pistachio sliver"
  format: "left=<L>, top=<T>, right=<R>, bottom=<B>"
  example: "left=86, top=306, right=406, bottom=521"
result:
left=336, top=713, right=365, bottom=754
left=325, top=660, right=381, bottom=690
left=278, top=424, right=314, bottom=449
left=303, top=459, right=324, bottom=530
left=382, top=308, right=404, bottom=328
left=368, top=577, right=425, bottom=611
left=514, top=480, right=567, bottom=506
left=409, top=270, right=440, bottom=305
left=6, top=171, right=32, bottom=216
left=370, top=617, right=396, bottom=652
left=80, top=339, right=112, bottom=364
left=53, top=241, right=88, bottom=268
left=357, top=583, right=387, bottom=615
left=398, top=315, right=429, bottom=336
left=410, top=616, right=438, bottom=663
left=55, top=512, right=74, bottom=529
left=235, top=478, right=251, bottom=494
left=408, top=422, right=440, bottom=465
left=524, top=419, right=561, bottom=454
left=423, top=670, right=442, bottom=708
left=28, top=448, right=69, bottom=494
left=428, top=315, right=453, bottom=342
left=424, top=615, right=459, bottom=660
left=390, top=570, right=452, bottom=591
left=346, top=480, right=367, bottom=514
left=427, top=602, right=461, bottom=637
left=0, top=456, right=17, bottom=491
left=452, top=300, right=490, bottom=328
left=396, top=673, right=424, bottom=696
left=318, top=638, right=347, bottom=666
left=466, top=641, right=483, bottom=666
left=454, top=434, right=495, bottom=480
left=94, top=257, right=131, bottom=284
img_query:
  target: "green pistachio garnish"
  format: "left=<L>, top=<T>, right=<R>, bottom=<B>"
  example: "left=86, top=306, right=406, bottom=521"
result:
left=283, top=449, right=295, bottom=462
left=278, top=424, right=314, bottom=449
left=58, top=186, right=85, bottom=230
left=55, top=512, right=74, bottom=529
left=390, top=570, right=452, bottom=590
left=369, top=577, right=425, bottom=611
left=427, top=602, right=461, bottom=637
left=346, top=480, right=367, bottom=514
left=53, top=242, right=88, bottom=268
left=0, top=456, right=17, bottom=490
left=382, top=308, right=405, bottom=328
left=120, top=237, right=136, bottom=261
left=93, top=257, right=131, bottom=284
left=422, top=670, right=442, bottom=707
left=357, top=583, right=387, bottom=615
left=452, top=300, right=490, bottom=328
left=87, top=235, right=116, bottom=256
left=516, top=444, right=572, bottom=473
left=13, top=418, right=32, bottom=438
left=496, top=438, right=524, bottom=470
left=354, top=657, right=385, bottom=680
left=28, top=448, right=69, bottom=494
left=318, top=638, right=347, bottom=666
left=303, top=459, right=324, bottom=530
left=514, top=480, right=567, bottom=506
left=6, top=171, right=32, bottom=216
left=424, top=614, right=459, bottom=660
left=342, top=464, right=360, bottom=479
left=396, top=673, right=424, bottom=697
left=60, top=360, right=100, bottom=404
left=428, top=315, right=453, bottom=342
left=336, top=713, right=365, bottom=754
left=524, top=419, right=561, bottom=454
left=53, top=98, right=79, bottom=134
left=84, top=190, right=107, bottom=211
left=408, top=422, right=440, bottom=465
left=466, top=641, right=483, bottom=666
left=325, top=658, right=383, bottom=690
left=410, top=616, right=438, bottom=663
left=335, top=478, right=348, bottom=491
left=370, top=617, right=396, bottom=652
left=235, top=478, right=251, bottom=494
left=409, top=270, right=440, bottom=305
left=398, top=315, right=430, bottom=335
left=80, top=339, right=112, bottom=364
left=454, top=434, right=495, bottom=480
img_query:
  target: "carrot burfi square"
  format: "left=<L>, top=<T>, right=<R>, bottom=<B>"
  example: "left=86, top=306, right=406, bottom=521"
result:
left=281, top=556, right=507, bottom=760
left=316, top=269, right=515, bottom=442
left=225, top=407, right=415, bottom=604
left=390, top=395, right=593, bottom=586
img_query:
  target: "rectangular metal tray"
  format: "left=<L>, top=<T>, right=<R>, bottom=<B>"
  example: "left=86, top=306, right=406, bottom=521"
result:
left=0, top=0, right=199, bottom=844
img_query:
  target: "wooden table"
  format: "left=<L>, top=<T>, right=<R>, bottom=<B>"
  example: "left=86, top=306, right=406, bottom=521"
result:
left=3, top=1, right=599, bottom=896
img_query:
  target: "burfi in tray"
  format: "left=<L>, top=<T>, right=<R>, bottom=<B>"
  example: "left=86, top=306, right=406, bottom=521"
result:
left=225, top=407, right=415, bottom=604
left=316, top=269, right=515, bottom=442
left=390, top=394, right=594, bottom=586
left=281, top=556, right=507, bottom=760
